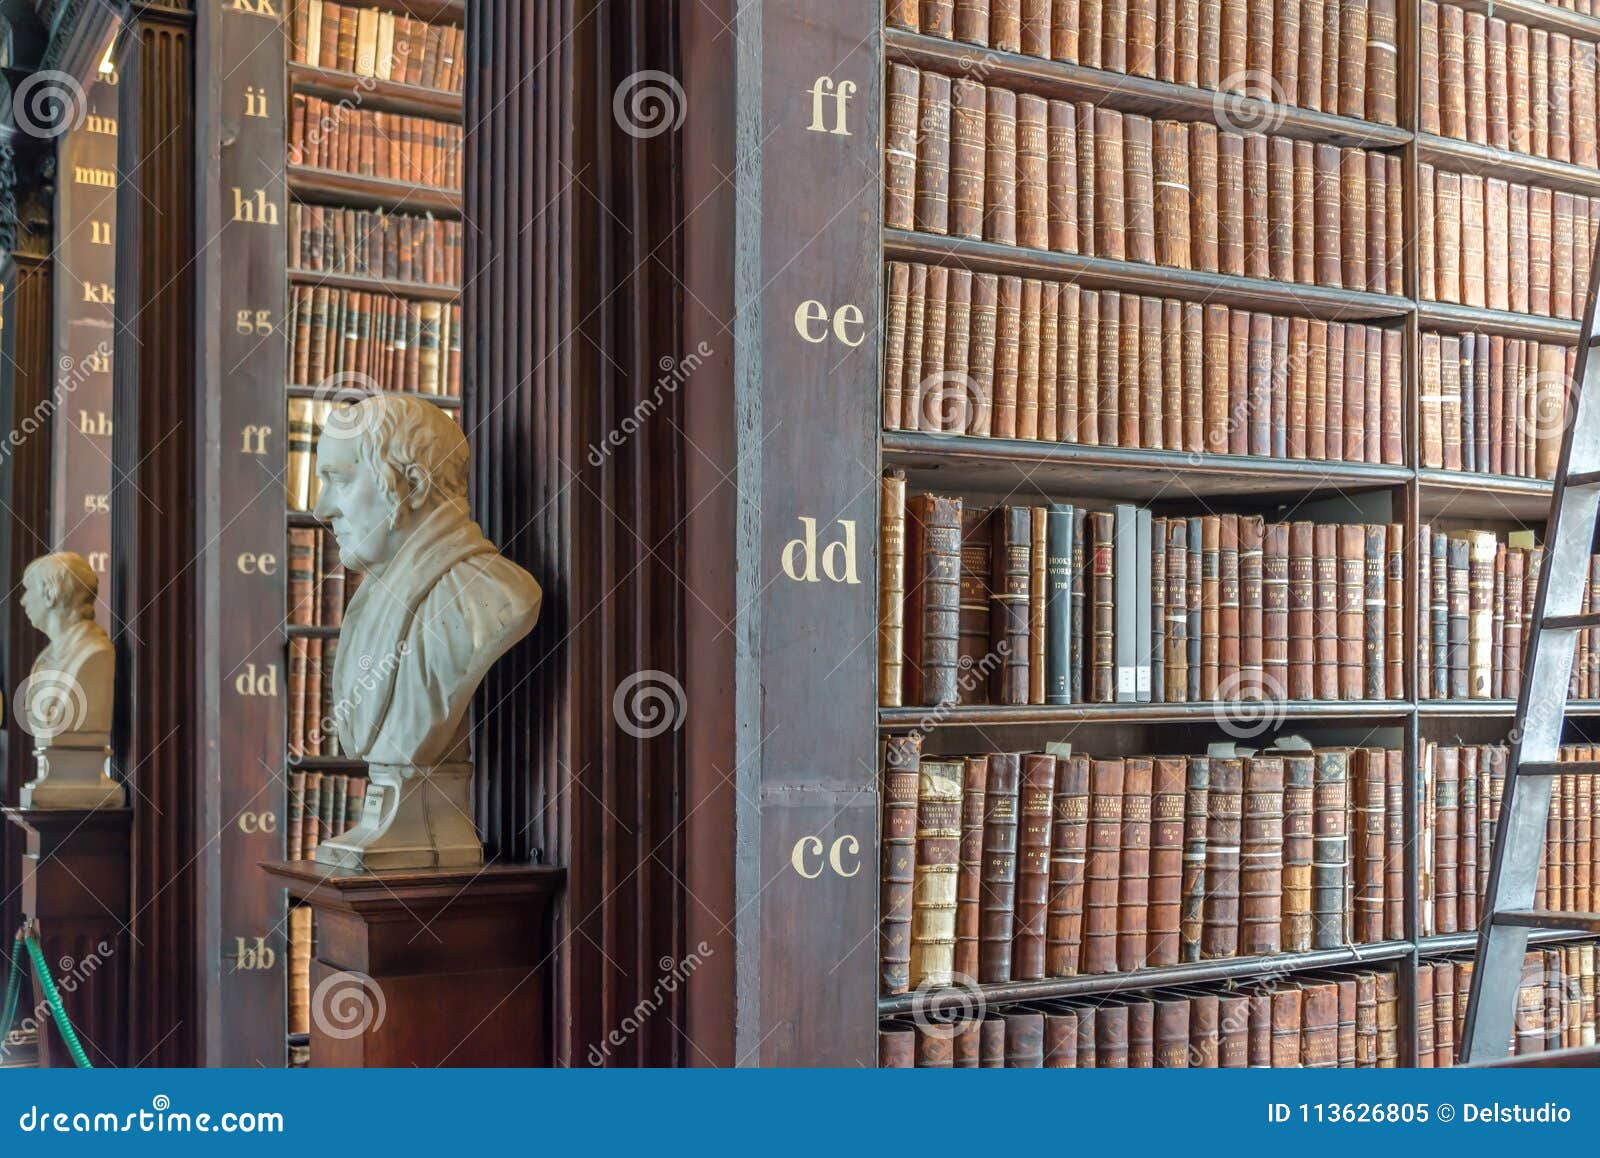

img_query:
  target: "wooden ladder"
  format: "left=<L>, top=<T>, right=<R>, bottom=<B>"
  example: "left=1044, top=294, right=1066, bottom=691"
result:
left=1460, top=262, right=1600, bottom=1061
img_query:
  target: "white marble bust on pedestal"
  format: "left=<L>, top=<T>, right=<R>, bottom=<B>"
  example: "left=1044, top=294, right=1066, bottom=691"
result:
left=17, top=551, right=122, bottom=809
left=311, top=395, right=542, bottom=870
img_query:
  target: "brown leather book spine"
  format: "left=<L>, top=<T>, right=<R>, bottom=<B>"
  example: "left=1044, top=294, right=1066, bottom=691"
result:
left=979, top=753, right=1021, bottom=983
left=955, top=0, right=990, bottom=43
left=1381, top=327, right=1403, bottom=466
left=1165, top=517, right=1190, bottom=701
left=1337, top=524, right=1365, bottom=700
left=1288, top=521, right=1315, bottom=699
left=879, top=1026, right=915, bottom=1068
left=1051, top=0, right=1078, bottom=59
left=1083, top=757, right=1126, bottom=974
left=1124, top=114, right=1156, bottom=265
left=1201, top=304, right=1229, bottom=454
left=1153, top=998, right=1189, bottom=1068
left=1146, top=757, right=1186, bottom=968
left=1020, top=0, right=1051, bottom=55
left=984, top=86, right=1017, bottom=246
left=1116, top=757, right=1154, bottom=971
left=1263, top=521, right=1289, bottom=699
left=1018, top=279, right=1042, bottom=441
left=1200, top=514, right=1221, bottom=698
left=1353, top=749, right=1387, bottom=944
left=1202, top=757, right=1243, bottom=959
left=1294, top=142, right=1317, bottom=285
left=1047, top=754, right=1090, bottom=975
left=1181, top=757, right=1210, bottom=962
left=957, top=507, right=992, bottom=705
left=1386, top=522, right=1405, bottom=699
left=1058, top=286, right=1081, bottom=444
left=1239, top=514, right=1265, bottom=697
left=879, top=472, right=907, bottom=707
left=1218, top=513, right=1241, bottom=693
left=1141, top=296, right=1164, bottom=450
left=1047, top=100, right=1078, bottom=253
left=1301, top=982, right=1340, bottom=1067
left=1181, top=301, right=1204, bottom=453
left=1016, top=94, right=1050, bottom=251
left=1043, top=1010, right=1078, bottom=1068
left=1240, top=756, right=1286, bottom=957
left=917, top=265, right=948, bottom=431
left=1094, top=108, right=1126, bottom=261
left=1385, top=749, right=1405, bottom=940
left=1419, top=1, right=1440, bottom=133
left=1156, top=121, right=1192, bottom=271
left=906, top=493, right=964, bottom=706
left=1267, top=137, right=1294, bottom=283
left=909, top=759, right=963, bottom=989
left=1097, top=292, right=1120, bottom=445
left=1011, top=753, right=1057, bottom=980
left=1003, top=1010, right=1045, bottom=1067
left=1189, top=122, right=1219, bottom=272
left=1218, top=994, right=1249, bottom=1066
left=1434, top=748, right=1459, bottom=934
left=1280, top=753, right=1315, bottom=951
left=1217, top=132, right=1245, bottom=276
left=949, top=79, right=987, bottom=241
left=1116, top=293, right=1139, bottom=448
left=914, top=71, right=951, bottom=236
left=1095, top=1004, right=1129, bottom=1068
left=1339, top=148, right=1366, bottom=292
left=994, top=276, right=1021, bottom=437
left=1312, top=748, right=1349, bottom=949
left=1364, top=523, right=1388, bottom=701
left=990, top=505, right=1032, bottom=703
left=1075, top=102, right=1096, bottom=255
left=884, top=263, right=910, bottom=432
left=1365, top=153, right=1387, bottom=294
left=968, top=273, right=997, bottom=437
left=921, top=0, right=955, bottom=37
left=1368, top=0, right=1398, bottom=124
left=954, top=755, right=988, bottom=981
left=1243, top=134, right=1269, bottom=281
left=879, top=734, right=923, bottom=995
left=1187, top=991, right=1219, bottom=1068
left=884, top=65, right=921, bottom=232
left=1313, top=144, right=1342, bottom=288
left=1091, top=511, right=1116, bottom=702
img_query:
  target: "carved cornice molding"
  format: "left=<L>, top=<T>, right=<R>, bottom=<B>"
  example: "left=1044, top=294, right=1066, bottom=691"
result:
left=0, top=65, right=52, bottom=263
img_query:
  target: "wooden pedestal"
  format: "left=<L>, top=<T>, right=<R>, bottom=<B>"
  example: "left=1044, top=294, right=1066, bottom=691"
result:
left=1, top=808, right=132, bottom=1068
left=261, top=861, right=564, bottom=1067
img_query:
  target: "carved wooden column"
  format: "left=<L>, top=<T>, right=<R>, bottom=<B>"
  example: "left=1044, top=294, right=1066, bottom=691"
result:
left=464, top=0, right=688, bottom=1065
left=111, top=0, right=200, bottom=1068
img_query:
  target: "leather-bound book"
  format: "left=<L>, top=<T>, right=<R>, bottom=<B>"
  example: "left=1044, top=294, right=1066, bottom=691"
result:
left=1337, top=524, right=1365, bottom=700
left=1294, top=142, right=1317, bottom=285
left=1434, top=747, right=1459, bottom=934
left=906, top=493, right=963, bottom=706
left=1020, top=0, right=1051, bottom=55
left=1029, top=503, right=1047, bottom=702
left=954, top=755, right=988, bottom=981
left=1047, top=101, right=1079, bottom=253
left=1201, top=305, right=1229, bottom=454
left=1118, top=294, right=1140, bottom=449
left=913, top=71, right=951, bottom=236
left=1003, top=1010, right=1045, bottom=1067
left=1530, top=186, right=1555, bottom=315
left=879, top=735, right=923, bottom=994
left=1279, top=749, right=1315, bottom=951
left=1338, top=149, right=1366, bottom=292
left=1146, top=758, right=1186, bottom=967
left=1301, top=982, right=1339, bottom=1067
left=1384, top=749, right=1404, bottom=940
left=1267, top=137, right=1294, bottom=283
left=1117, top=757, right=1154, bottom=971
left=1263, top=522, right=1289, bottom=699
left=1503, top=548, right=1524, bottom=695
left=884, top=66, right=921, bottom=232
left=1246, top=312, right=1272, bottom=457
left=1288, top=521, right=1315, bottom=699
left=984, top=86, right=1018, bottom=246
left=1381, top=328, right=1403, bottom=466
left=1141, top=297, right=1163, bottom=451
left=900, top=266, right=927, bottom=428
left=1385, top=523, right=1404, bottom=698
left=1097, top=292, right=1120, bottom=446
left=1180, top=301, right=1204, bottom=453
left=1216, top=132, right=1245, bottom=276
left=1218, top=514, right=1241, bottom=693
left=1352, top=749, right=1386, bottom=944
left=1433, top=960, right=1455, bottom=1066
left=1419, top=332, right=1442, bottom=469
left=1342, top=324, right=1366, bottom=462
left=1043, top=1009, right=1078, bottom=1067
left=1095, top=1004, right=1129, bottom=1068
left=1428, top=531, right=1448, bottom=698
left=1199, top=515, right=1221, bottom=699
left=1045, top=506, right=1074, bottom=704
left=1074, top=103, right=1096, bottom=255
left=1385, top=156, right=1404, bottom=293
left=1418, top=1, right=1440, bottom=132
left=1508, top=183, right=1528, bottom=314
left=1012, top=753, right=1057, bottom=979
left=1094, top=108, right=1126, bottom=260
left=1461, top=174, right=1486, bottom=308
left=955, top=0, right=990, bottom=43
left=1124, top=115, right=1156, bottom=265
left=1417, top=163, right=1436, bottom=300
left=914, top=1024, right=954, bottom=1067
left=957, top=506, right=993, bottom=706
left=1152, top=998, right=1189, bottom=1067
left=879, top=1026, right=915, bottom=1068
left=909, top=758, right=963, bottom=989
left=1240, top=756, right=1285, bottom=957
left=1552, top=33, right=1573, bottom=163
left=1445, top=535, right=1468, bottom=698
left=1071, top=510, right=1088, bottom=703
left=978, top=753, right=1020, bottom=983
left=942, top=269, right=974, bottom=433
left=1180, top=757, right=1210, bottom=962
left=1218, top=0, right=1245, bottom=84
left=1312, top=747, right=1349, bottom=949
left=1461, top=530, right=1496, bottom=696
left=1459, top=748, right=1479, bottom=929
left=1440, top=2, right=1465, bottom=137
left=951, top=1018, right=982, bottom=1067
left=974, top=1013, right=1005, bottom=1067
left=1239, top=514, right=1265, bottom=698
left=1188, top=122, right=1220, bottom=272
left=1367, top=0, right=1398, bottom=124
left=1363, top=524, right=1387, bottom=700
left=1243, top=134, right=1269, bottom=281
left=1300, top=0, right=1326, bottom=112
left=1485, top=179, right=1511, bottom=311
left=1166, top=518, right=1189, bottom=702
left=1072, top=1006, right=1096, bottom=1067
left=1047, top=754, right=1090, bottom=975
left=1365, top=153, right=1387, bottom=294
left=1270, top=986, right=1302, bottom=1068
left=921, top=0, right=955, bottom=36
left=1439, top=334, right=1462, bottom=470
left=1126, top=1000, right=1155, bottom=1068
left=1083, top=758, right=1126, bottom=974
left=1156, top=121, right=1192, bottom=269
left=969, top=273, right=998, bottom=437
left=1187, top=517, right=1204, bottom=701
left=1312, top=144, right=1342, bottom=287
left=1217, top=994, right=1250, bottom=1067
left=989, top=506, right=1032, bottom=704
left=1089, top=511, right=1116, bottom=702
left=994, top=276, right=1020, bottom=437
left=1016, top=94, right=1049, bottom=251
left=1202, top=757, right=1243, bottom=959
left=1059, top=287, right=1082, bottom=442
left=949, top=79, right=987, bottom=241
left=1536, top=343, right=1566, bottom=480
left=1336, top=977, right=1357, bottom=1067
left=1187, top=991, right=1219, bottom=1068
left=884, top=263, right=910, bottom=431
left=880, top=472, right=908, bottom=707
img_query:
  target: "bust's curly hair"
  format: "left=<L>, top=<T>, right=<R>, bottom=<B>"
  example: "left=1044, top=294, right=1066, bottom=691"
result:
left=326, top=394, right=470, bottom=507
left=23, top=552, right=98, bottom=619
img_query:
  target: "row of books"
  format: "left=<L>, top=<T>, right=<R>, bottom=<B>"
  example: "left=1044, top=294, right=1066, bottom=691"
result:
left=1416, top=164, right=1600, bottom=320
left=289, top=95, right=462, bottom=191
left=287, top=769, right=366, bottom=861
left=878, top=969, right=1402, bottom=1067
left=1422, top=0, right=1600, bottom=170
left=287, top=525, right=359, bottom=630
left=881, top=737, right=1403, bottom=995
left=1418, top=946, right=1600, bottom=1065
left=1419, top=332, right=1572, bottom=480
left=885, top=0, right=1401, bottom=127
left=1417, top=528, right=1539, bottom=702
left=886, top=66, right=1406, bottom=292
left=1420, top=745, right=1600, bottom=938
left=288, top=636, right=344, bottom=758
left=289, top=286, right=463, bottom=397
left=288, top=203, right=462, bottom=288
left=881, top=482, right=1406, bottom=708
left=885, top=260, right=1405, bottom=461
left=289, top=907, right=312, bottom=1039
left=287, top=398, right=462, bottom=513
left=290, top=0, right=464, bottom=93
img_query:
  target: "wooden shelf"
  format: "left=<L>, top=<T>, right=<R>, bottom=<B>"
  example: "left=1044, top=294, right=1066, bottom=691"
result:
left=288, top=62, right=463, bottom=122
left=344, top=0, right=464, bottom=21
left=1416, top=132, right=1600, bottom=199
left=1417, top=470, right=1555, bottom=523
left=885, top=431, right=1409, bottom=503
left=1419, top=700, right=1600, bottom=717
left=1419, top=928, right=1599, bottom=956
left=288, top=268, right=460, bottom=303
left=286, top=624, right=342, bottom=639
left=879, top=700, right=1411, bottom=729
left=885, top=230, right=1414, bottom=322
left=287, top=755, right=367, bottom=771
left=1416, top=301, right=1585, bottom=343
left=287, top=511, right=325, bottom=529
left=288, top=165, right=461, bottom=217
left=1448, top=0, right=1600, bottom=42
left=286, top=384, right=463, bottom=409
left=877, top=941, right=1413, bottom=1015
left=883, top=28, right=1411, bottom=150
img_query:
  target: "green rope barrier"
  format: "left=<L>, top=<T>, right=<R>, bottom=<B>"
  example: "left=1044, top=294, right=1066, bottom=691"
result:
left=0, top=932, right=23, bottom=1057
left=22, top=926, right=92, bottom=1069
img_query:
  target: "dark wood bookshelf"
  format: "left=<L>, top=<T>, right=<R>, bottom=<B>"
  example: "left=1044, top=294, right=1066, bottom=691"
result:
left=359, top=0, right=465, bottom=21
left=1417, top=470, right=1556, bottom=522
left=883, top=28, right=1412, bottom=151
left=286, top=624, right=342, bottom=639
left=1447, top=0, right=1600, bottom=42
left=285, top=383, right=463, bottom=409
left=286, top=511, right=326, bottom=529
left=288, top=267, right=461, bottom=303
left=287, top=755, right=368, bottom=771
left=287, top=62, right=463, bottom=122
left=1416, top=300, right=1585, bottom=343
left=1419, top=700, right=1600, bottom=717
left=1415, top=132, right=1600, bottom=199
left=885, top=230, right=1414, bottom=322
left=879, top=700, right=1412, bottom=729
left=287, top=165, right=462, bottom=217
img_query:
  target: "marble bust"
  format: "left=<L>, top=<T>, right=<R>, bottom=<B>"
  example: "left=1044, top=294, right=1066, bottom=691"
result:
left=311, top=395, right=541, bottom=870
left=18, top=551, right=122, bottom=808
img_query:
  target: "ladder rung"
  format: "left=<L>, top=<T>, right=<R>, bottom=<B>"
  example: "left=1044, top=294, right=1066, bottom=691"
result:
left=1519, top=760, right=1600, bottom=777
left=1494, top=910, right=1600, bottom=934
left=1543, top=613, right=1600, bottom=631
left=1566, top=470, right=1600, bottom=489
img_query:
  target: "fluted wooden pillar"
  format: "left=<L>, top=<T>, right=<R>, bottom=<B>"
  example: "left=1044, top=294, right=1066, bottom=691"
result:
left=111, top=0, right=199, bottom=1068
